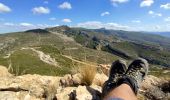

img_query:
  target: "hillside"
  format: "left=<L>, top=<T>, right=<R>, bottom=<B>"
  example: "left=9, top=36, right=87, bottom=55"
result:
left=47, top=26, right=170, bottom=67
left=0, top=26, right=170, bottom=77
left=0, top=28, right=120, bottom=76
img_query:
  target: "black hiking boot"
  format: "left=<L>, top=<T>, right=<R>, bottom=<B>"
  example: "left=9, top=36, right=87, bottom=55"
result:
left=102, top=60, right=127, bottom=97
left=117, top=58, right=149, bottom=95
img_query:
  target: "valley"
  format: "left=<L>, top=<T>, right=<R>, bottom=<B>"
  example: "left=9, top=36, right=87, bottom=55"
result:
left=0, top=26, right=169, bottom=77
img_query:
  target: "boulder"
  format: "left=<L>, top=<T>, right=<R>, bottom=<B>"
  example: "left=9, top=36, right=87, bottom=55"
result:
left=140, top=75, right=170, bottom=100
left=0, top=74, right=61, bottom=100
left=60, top=74, right=82, bottom=87
left=69, top=85, right=101, bottom=100
left=0, top=66, right=169, bottom=100
left=92, top=73, right=108, bottom=86
left=72, top=73, right=82, bottom=86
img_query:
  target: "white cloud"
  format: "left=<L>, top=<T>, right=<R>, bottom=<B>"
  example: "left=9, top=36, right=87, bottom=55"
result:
left=36, top=24, right=58, bottom=28
left=77, top=21, right=103, bottom=29
left=148, top=10, right=154, bottom=14
left=76, top=21, right=170, bottom=31
left=160, top=3, right=170, bottom=10
left=58, top=2, right=72, bottom=10
left=76, top=21, right=130, bottom=30
left=148, top=10, right=162, bottom=17
left=106, top=23, right=130, bottom=29
left=62, top=19, right=72, bottom=23
left=101, top=12, right=110, bottom=16
left=110, top=0, right=129, bottom=6
left=156, top=13, right=162, bottom=17
left=2, top=22, right=56, bottom=28
left=49, top=17, right=56, bottom=21
left=111, top=0, right=129, bottom=3
left=131, top=20, right=141, bottom=23
left=140, top=0, right=154, bottom=7
left=32, top=7, right=50, bottom=14
left=4, top=22, right=14, bottom=26
left=19, top=23, right=57, bottom=29
left=0, top=3, right=11, bottom=13
left=19, top=23, right=34, bottom=27
left=164, top=17, right=170, bottom=22
left=0, top=22, right=59, bottom=33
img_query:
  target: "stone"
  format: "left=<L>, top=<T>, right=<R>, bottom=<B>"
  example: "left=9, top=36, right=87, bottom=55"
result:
left=92, top=73, right=108, bottom=86
left=72, top=74, right=82, bottom=86
left=0, top=74, right=61, bottom=100
left=69, top=86, right=99, bottom=100
left=0, top=65, right=169, bottom=100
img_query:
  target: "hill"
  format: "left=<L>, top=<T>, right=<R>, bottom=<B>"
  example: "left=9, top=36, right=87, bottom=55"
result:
left=47, top=26, right=170, bottom=67
left=0, top=28, right=119, bottom=76
left=148, top=32, right=170, bottom=38
left=0, top=25, right=170, bottom=77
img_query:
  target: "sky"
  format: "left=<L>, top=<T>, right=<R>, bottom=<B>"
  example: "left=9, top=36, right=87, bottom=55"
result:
left=0, top=0, right=170, bottom=33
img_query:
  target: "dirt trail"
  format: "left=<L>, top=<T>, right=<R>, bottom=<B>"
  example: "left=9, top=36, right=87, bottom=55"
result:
left=61, top=55, right=96, bottom=67
left=21, top=47, right=96, bottom=67
left=51, top=32, right=74, bottom=42
left=21, top=48, right=58, bottom=67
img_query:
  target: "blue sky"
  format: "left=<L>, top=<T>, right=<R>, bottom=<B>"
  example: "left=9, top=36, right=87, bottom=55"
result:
left=0, top=0, right=170, bottom=33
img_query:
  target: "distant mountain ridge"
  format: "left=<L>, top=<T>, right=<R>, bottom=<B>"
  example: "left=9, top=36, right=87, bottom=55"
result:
left=146, top=32, right=170, bottom=38
left=0, top=25, right=170, bottom=76
left=47, top=26, right=170, bottom=67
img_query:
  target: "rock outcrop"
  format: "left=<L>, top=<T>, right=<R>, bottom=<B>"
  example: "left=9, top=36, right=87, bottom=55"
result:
left=0, top=66, right=169, bottom=100
left=140, top=75, right=170, bottom=100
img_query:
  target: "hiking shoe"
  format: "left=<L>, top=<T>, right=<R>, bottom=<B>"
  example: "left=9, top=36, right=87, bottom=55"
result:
left=102, top=60, right=127, bottom=97
left=117, top=58, right=148, bottom=95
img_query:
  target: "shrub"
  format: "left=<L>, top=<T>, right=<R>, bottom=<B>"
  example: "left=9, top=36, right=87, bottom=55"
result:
left=80, top=65, right=97, bottom=86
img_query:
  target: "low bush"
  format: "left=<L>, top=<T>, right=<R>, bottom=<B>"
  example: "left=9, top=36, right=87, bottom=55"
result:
left=80, top=65, right=97, bottom=86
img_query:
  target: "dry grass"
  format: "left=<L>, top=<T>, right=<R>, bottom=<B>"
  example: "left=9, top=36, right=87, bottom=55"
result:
left=79, top=64, right=97, bottom=86
left=42, top=80, right=59, bottom=100
left=137, top=94, right=145, bottom=100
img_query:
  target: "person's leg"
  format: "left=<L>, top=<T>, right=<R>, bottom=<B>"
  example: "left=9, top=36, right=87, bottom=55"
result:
left=103, top=84, right=137, bottom=100
left=102, top=58, right=148, bottom=100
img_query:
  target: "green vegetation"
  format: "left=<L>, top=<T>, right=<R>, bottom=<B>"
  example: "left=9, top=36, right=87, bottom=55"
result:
left=7, top=49, right=71, bottom=76
left=54, top=27, right=170, bottom=67
left=149, top=65, right=170, bottom=78
left=0, top=26, right=169, bottom=76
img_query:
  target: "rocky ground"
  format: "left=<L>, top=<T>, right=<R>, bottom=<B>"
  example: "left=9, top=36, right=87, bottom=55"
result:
left=0, top=65, right=169, bottom=100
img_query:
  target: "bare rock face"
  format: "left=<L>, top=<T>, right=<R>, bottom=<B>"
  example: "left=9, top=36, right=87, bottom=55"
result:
left=0, top=65, right=169, bottom=100
left=55, top=87, right=76, bottom=100
left=0, top=73, right=61, bottom=100
left=140, top=75, right=170, bottom=100
left=55, top=85, right=101, bottom=100
left=93, top=73, right=108, bottom=86
left=59, top=74, right=82, bottom=87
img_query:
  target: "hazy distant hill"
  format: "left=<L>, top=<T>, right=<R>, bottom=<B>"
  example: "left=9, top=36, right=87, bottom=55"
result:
left=0, top=26, right=170, bottom=76
left=148, top=32, right=170, bottom=38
